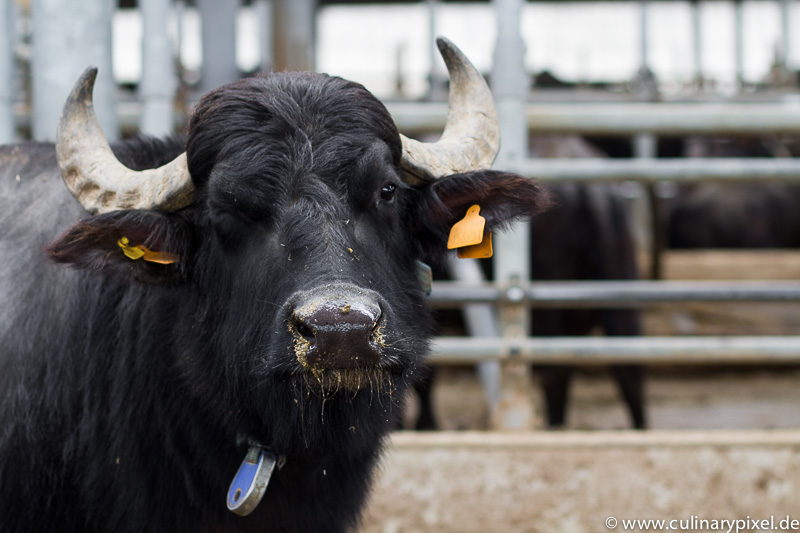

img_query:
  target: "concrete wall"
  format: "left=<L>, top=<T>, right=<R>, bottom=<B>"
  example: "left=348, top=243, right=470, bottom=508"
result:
left=362, top=430, right=800, bottom=533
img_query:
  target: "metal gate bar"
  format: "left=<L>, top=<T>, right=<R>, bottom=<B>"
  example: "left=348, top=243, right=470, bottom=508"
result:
left=533, top=101, right=794, bottom=134
left=430, top=280, right=800, bottom=307
left=19, top=102, right=800, bottom=142
left=506, top=158, right=800, bottom=183
left=389, top=102, right=800, bottom=136
left=430, top=336, right=800, bottom=365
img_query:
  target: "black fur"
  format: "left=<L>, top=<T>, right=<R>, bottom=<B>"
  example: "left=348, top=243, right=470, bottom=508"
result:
left=0, top=71, right=550, bottom=532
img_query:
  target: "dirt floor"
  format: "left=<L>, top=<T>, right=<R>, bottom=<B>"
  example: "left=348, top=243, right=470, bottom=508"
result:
left=362, top=429, right=800, bottom=533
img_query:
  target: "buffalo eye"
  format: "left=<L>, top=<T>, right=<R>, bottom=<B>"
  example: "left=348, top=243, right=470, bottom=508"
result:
left=379, top=183, right=397, bottom=202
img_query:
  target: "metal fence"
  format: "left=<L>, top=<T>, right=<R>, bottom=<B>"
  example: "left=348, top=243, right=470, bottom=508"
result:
left=425, top=0, right=800, bottom=429
left=421, top=109, right=800, bottom=365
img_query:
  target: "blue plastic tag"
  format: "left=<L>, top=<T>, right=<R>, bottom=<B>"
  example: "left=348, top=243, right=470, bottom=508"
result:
left=227, top=446, right=277, bottom=516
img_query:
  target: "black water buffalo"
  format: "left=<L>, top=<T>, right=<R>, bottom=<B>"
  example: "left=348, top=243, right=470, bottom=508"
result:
left=528, top=136, right=645, bottom=429
left=529, top=181, right=645, bottom=429
left=665, top=137, right=800, bottom=249
left=0, top=39, right=550, bottom=533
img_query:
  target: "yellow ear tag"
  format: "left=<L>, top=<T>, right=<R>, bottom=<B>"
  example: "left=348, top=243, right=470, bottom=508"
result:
left=118, top=237, right=146, bottom=260
left=117, top=237, right=180, bottom=265
left=447, top=205, right=486, bottom=249
left=141, top=250, right=181, bottom=265
left=457, top=230, right=493, bottom=259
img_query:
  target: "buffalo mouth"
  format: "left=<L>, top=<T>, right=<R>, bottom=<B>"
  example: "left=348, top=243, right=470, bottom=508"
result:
left=292, top=365, right=400, bottom=397
left=288, top=318, right=401, bottom=395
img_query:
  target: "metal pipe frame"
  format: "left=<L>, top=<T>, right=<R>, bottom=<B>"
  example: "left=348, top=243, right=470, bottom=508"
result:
left=429, top=280, right=800, bottom=364
left=490, top=0, right=537, bottom=430
left=507, top=157, right=800, bottom=183
left=734, top=0, right=744, bottom=87
left=197, top=0, right=239, bottom=93
left=387, top=102, right=800, bottom=136
left=31, top=0, right=117, bottom=141
left=0, top=0, right=15, bottom=144
left=140, top=0, right=176, bottom=137
left=429, top=280, right=800, bottom=308
left=430, top=336, right=800, bottom=365
left=18, top=101, right=800, bottom=139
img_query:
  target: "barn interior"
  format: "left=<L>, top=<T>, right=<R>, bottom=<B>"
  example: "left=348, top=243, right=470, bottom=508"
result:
left=4, top=0, right=800, bottom=530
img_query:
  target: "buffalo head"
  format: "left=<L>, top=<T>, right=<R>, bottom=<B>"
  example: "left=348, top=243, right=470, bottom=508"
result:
left=46, top=38, right=550, bottom=455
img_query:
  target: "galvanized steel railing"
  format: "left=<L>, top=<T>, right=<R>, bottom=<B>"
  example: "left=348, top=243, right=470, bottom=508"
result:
left=429, top=280, right=800, bottom=307
left=507, top=158, right=800, bottom=183
left=427, top=281, right=800, bottom=364
left=412, top=99, right=800, bottom=368
left=389, top=102, right=800, bottom=136
left=431, top=336, right=800, bottom=365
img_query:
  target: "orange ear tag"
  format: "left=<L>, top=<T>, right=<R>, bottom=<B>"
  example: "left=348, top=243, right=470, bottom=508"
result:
left=447, top=205, right=486, bottom=249
left=141, top=250, right=181, bottom=265
left=457, top=230, right=493, bottom=259
left=118, top=237, right=180, bottom=265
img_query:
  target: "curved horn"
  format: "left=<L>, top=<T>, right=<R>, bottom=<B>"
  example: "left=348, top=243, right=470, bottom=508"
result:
left=399, top=37, right=500, bottom=186
left=56, top=68, right=193, bottom=214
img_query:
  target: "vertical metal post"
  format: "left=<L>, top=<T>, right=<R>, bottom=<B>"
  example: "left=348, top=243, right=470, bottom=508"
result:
left=639, top=0, right=649, bottom=70
left=633, top=133, right=659, bottom=279
left=197, top=0, right=239, bottom=93
left=255, top=0, right=274, bottom=73
left=31, top=0, right=117, bottom=142
left=634, top=135, right=656, bottom=159
left=445, top=257, right=501, bottom=414
left=632, top=0, right=657, bottom=100
left=0, top=0, right=15, bottom=143
left=691, top=0, right=703, bottom=86
left=140, top=0, right=175, bottom=137
left=272, top=0, right=316, bottom=72
left=427, top=0, right=446, bottom=100
left=175, top=0, right=185, bottom=67
left=734, top=0, right=744, bottom=88
left=492, top=0, right=528, bottom=163
left=490, top=0, right=537, bottom=430
left=779, top=0, right=790, bottom=69
left=632, top=0, right=659, bottom=278
left=393, top=43, right=406, bottom=97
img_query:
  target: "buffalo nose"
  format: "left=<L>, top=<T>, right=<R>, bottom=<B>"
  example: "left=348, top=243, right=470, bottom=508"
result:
left=291, top=298, right=383, bottom=369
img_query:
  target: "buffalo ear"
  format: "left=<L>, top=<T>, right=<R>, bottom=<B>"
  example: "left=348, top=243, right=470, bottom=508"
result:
left=46, top=210, right=192, bottom=285
left=410, top=170, right=552, bottom=261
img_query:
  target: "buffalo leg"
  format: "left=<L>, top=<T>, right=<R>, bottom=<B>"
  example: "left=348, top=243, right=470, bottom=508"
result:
left=414, top=366, right=438, bottom=430
left=402, top=365, right=438, bottom=430
left=604, top=308, right=647, bottom=429
left=536, top=365, right=573, bottom=428
left=610, top=365, right=647, bottom=429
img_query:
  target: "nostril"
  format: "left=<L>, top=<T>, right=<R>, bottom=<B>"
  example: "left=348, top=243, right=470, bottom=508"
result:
left=292, top=316, right=315, bottom=341
left=369, top=321, right=384, bottom=345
